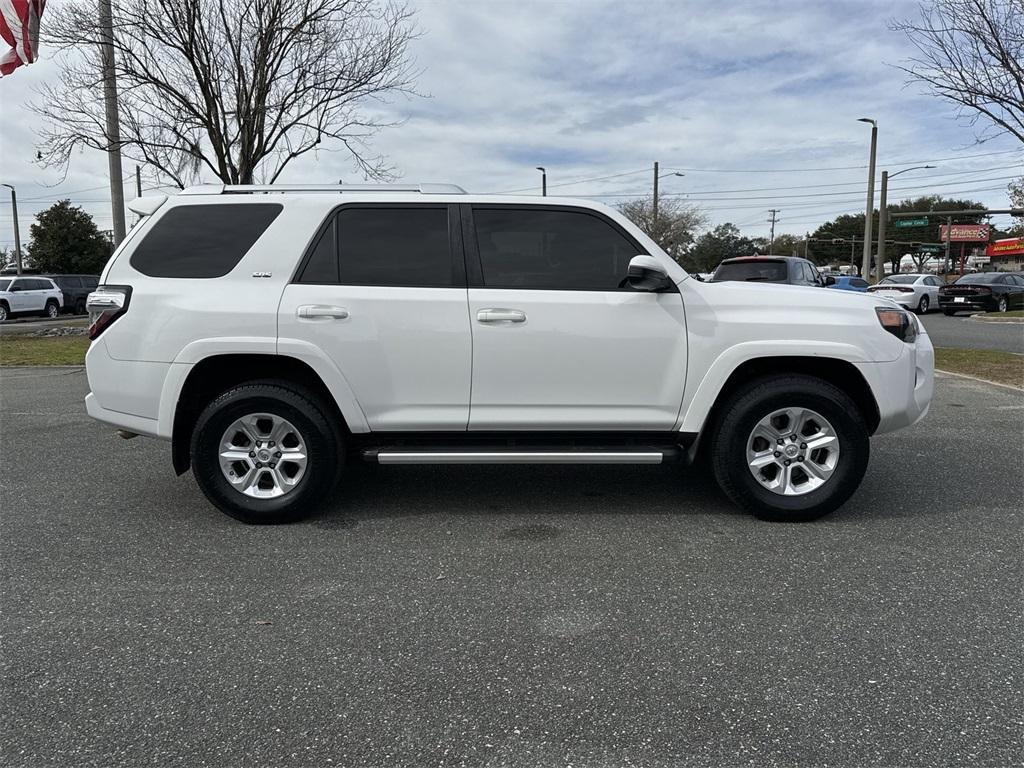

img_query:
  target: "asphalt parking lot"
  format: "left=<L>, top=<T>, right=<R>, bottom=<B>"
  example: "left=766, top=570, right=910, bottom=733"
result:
left=1, top=368, right=1021, bottom=767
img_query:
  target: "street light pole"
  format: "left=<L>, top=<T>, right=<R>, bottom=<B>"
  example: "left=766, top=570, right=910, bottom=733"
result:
left=875, top=164, right=935, bottom=282
left=535, top=166, right=546, bottom=197
left=858, top=118, right=877, bottom=279
left=652, top=165, right=684, bottom=226
left=99, top=0, right=127, bottom=245
left=1, top=184, right=22, bottom=275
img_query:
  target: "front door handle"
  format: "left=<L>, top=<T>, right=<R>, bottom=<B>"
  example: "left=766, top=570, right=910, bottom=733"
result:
left=476, top=308, right=526, bottom=324
left=297, top=304, right=349, bottom=320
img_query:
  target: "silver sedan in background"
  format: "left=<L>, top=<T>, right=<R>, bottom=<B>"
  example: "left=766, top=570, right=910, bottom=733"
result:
left=868, top=273, right=943, bottom=314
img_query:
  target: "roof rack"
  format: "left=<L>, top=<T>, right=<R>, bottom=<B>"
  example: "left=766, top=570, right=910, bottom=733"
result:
left=179, top=183, right=466, bottom=196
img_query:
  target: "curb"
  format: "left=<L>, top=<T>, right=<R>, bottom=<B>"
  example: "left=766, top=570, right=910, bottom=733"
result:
left=968, top=315, right=1024, bottom=324
left=935, top=368, right=1024, bottom=392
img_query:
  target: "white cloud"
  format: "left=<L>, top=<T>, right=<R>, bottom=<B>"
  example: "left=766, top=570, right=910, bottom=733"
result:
left=1, top=0, right=1021, bottom=248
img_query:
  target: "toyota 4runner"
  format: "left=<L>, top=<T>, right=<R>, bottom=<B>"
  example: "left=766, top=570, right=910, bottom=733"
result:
left=85, top=184, right=934, bottom=524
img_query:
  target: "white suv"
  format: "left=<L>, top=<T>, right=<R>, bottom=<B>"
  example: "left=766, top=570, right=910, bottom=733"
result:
left=85, top=184, right=934, bottom=524
left=0, top=276, right=64, bottom=321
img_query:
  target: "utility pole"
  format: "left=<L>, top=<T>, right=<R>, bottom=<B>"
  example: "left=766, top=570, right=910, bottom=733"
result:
left=858, top=118, right=877, bottom=278
left=875, top=165, right=934, bottom=283
left=943, top=215, right=952, bottom=275
left=653, top=161, right=659, bottom=225
left=99, top=0, right=126, bottom=245
left=135, top=165, right=142, bottom=199
left=535, top=166, right=546, bottom=196
left=767, top=209, right=780, bottom=253
left=1, top=184, right=22, bottom=275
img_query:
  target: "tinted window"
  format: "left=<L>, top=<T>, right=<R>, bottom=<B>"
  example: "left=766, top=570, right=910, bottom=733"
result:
left=298, top=221, right=339, bottom=284
left=1011, top=275, right=1024, bottom=286
left=130, top=204, right=282, bottom=278
left=56, top=276, right=83, bottom=288
left=852, top=279, right=869, bottom=288
left=955, top=273, right=1000, bottom=284
left=882, top=275, right=918, bottom=284
left=803, top=263, right=819, bottom=283
left=712, top=260, right=788, bottom=283
left=337, top=207, right=453, bottom=287
left=0, top=279, right=10, bottom=291
left=26, top=279, right=50, bottom=290
left=473, top=208, right=641, bottom=290
left=81, top=276, right=99, bottom=289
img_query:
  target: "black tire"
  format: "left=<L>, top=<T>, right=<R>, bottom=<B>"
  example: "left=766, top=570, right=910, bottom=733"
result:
left=43, top=300, right=59, bottom=319
left=0, top=301, right=8, bottom=322
left=943, top=309, right=956, bottom=316
left=709, top=374, right=870, bottom=522
left=996, top=296, right=1008, bottom=313
left=916, top=295, right=929, bottom=314
left=190, top=380, right=342, bottom=524
left=75, top=298, right=87, bottom=315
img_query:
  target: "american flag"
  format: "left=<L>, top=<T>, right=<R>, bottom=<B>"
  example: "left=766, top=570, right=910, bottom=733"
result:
left=0, top=0, right=45, bottom=77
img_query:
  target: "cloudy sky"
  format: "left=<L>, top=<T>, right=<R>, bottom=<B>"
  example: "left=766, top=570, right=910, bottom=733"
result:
left=1, top=0, right=1022, bottom=250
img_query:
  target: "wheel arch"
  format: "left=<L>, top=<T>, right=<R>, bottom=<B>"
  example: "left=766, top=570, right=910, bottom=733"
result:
left=170, top=353, right=355, bottom=475
left=686, top=355, right=881, bottom=451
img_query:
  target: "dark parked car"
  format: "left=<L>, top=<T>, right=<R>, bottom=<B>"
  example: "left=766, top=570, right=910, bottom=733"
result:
left=938, top=272, right=1024, bottom=315
left=710, top=256, right=829, bottom=287
left=42, top=274, right=101, bottom=315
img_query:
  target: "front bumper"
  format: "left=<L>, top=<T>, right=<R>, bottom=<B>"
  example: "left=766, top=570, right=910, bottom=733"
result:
left=855, top=329, right=934, bottom=435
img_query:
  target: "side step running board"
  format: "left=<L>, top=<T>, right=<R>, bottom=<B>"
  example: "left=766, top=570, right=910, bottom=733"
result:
left=364, top=450, right=673, bottom=465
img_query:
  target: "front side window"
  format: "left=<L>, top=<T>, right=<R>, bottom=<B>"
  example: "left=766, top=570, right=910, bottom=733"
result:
left=473, top=208, right=642, bottom=290
left=130, top=203, right=282, bottom=278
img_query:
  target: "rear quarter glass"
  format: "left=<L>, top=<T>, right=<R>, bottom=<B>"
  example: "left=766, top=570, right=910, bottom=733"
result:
left=129, top=203, right=283, bottom=278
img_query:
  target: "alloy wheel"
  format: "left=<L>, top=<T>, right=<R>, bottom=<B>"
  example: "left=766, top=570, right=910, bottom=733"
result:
left=746, top=407, right=841, bottom=496
left=218, top=413, right=309, bottom=498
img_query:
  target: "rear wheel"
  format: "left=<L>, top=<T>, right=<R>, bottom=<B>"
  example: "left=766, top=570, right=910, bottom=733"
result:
left=75, top=298, right=87, bottom=315
left=709, top=375, right=870, bottom=522
left=916, top=295, right=929, bottom=314
left=996, top=296, right=1008, bottom=313
left=44, top=300, right=59, bottom=319
left=190, top=381, right=342, bottom=523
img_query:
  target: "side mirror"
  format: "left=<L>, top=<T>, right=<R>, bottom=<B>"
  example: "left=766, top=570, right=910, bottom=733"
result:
left=625, top=255, right=672, bottom=292
left=824, top=275, right=836, bottom=286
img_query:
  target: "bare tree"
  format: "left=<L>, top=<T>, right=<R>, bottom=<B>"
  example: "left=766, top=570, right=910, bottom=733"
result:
left=617, top=196, right=708, bottom=263
left=891, top=0, right=1024, bottom=144
left=34, top=0, right=419, bottom=188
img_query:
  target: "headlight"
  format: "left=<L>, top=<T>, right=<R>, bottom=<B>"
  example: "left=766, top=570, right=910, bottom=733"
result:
left=875, top=307, right=917, bottom=343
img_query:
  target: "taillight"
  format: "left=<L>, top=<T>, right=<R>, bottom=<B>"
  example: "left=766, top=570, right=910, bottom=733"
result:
left=875, top=307, right=918, bottom=343
left=86, top=285, right=132, bottom=340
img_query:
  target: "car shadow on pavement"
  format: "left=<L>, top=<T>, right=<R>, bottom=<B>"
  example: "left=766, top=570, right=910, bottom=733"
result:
left=305, top=462, right=740, bottom=527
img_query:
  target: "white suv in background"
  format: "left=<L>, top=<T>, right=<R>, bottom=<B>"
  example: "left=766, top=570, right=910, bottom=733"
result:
left=85, top=184, right=933, bottom=524
left=0, top=276, right=63, bottom=321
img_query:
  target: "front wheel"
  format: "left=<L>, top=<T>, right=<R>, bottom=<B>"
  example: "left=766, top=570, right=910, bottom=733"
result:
left=0, top=302, right=8, bottom=322
left=709, top=375, right=870, bottom=522
left=190, top=381, right=342, bottom=523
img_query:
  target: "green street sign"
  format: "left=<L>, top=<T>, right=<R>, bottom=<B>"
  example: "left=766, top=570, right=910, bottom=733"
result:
left=918, top=244, right=942, bottom=253
left=895, top=217, right=929, bottom=228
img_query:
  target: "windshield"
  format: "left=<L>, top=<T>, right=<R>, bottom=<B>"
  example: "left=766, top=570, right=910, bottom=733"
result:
left=0, top=279, right=10, bottom=291
left=955, top=273, right=1000, bottom=284
left=712, top=260, right=788, bottom=283
left=881, top=275, right=919, bottom=284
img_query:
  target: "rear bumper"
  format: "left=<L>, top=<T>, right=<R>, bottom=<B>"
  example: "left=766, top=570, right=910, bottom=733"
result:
left=85, top=393, right=161, bottom=438
left=84, top=338, right=171, bottom=438
left=939, top=296, right=993, bottom=312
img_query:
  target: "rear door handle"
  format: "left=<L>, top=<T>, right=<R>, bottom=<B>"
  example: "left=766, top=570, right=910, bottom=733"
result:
left=476, top=308, right=526, bottom=324
left=297, top=305, right=349, bottom=320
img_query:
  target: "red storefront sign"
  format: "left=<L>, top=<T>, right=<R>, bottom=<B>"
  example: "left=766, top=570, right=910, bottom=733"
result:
left=986, top=237, right=1024, bottom=257
left=939, top=223, right=991, bottom=242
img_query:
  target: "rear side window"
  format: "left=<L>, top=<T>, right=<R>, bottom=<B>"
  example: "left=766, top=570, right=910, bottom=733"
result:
left=130, top=204, right=282, bottom=278
left=298, top=206, right=455, bottom=287
left=472, top=207, right=641, bottom=290
left=852, top=279, right=868, bottom=288
left=81, top=276, right=99, bottom=289
left=713, top=260, right=788, bottom=283
left=57, top=276, right=83, bottom=288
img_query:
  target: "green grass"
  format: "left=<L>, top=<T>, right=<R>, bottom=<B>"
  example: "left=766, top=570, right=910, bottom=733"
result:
left=934, top=347, right=1024, bottom=389
left=0, top=336, right=90, bottom=366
